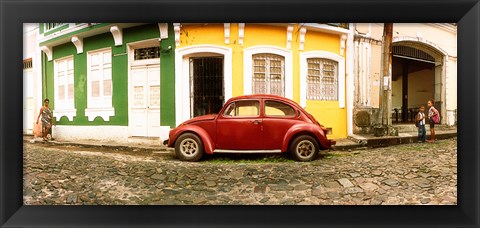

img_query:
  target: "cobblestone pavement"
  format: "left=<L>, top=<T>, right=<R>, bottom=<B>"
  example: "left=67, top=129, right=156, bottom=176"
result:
left=23, top=138, right=457, bottom=205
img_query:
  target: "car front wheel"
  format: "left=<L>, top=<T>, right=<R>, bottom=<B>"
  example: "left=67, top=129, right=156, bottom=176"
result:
left=175, top=133, right=204, bottom=162
left=290, top=135, right=319, bottom=162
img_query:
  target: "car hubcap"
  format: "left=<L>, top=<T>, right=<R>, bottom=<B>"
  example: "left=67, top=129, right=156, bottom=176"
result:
left=296, top=140, right=315, bottom=158
left=180, top=138, right=198, bottom=157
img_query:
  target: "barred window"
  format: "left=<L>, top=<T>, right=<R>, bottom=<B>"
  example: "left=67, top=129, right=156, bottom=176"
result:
left=45, top=23, right=65, bottom=31
left=252, top=54, right=284, bottom=96
left=307, top=58, right=338, bottom=100
left=134, top=47, right=160, bottom=60
left=23, top=59, right=33, bottom=69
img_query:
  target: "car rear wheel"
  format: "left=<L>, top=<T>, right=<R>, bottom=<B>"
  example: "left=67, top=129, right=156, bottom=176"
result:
left=175, top=133, right=204, bottom=162
left=290, top=135, right=319, bottom=162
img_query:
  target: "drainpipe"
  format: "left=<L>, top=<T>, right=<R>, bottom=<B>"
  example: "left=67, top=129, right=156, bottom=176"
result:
left=346, top=23, right=355, bottom=136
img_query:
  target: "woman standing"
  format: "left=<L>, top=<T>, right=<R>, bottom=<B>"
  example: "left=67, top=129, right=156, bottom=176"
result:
left=427, top=99, right=439, bottom=143
left=35, top=98, right=54, bottom=141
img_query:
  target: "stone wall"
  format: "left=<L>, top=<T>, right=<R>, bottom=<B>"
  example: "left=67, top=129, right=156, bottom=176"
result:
left=353, top=107, right=381, bottom=134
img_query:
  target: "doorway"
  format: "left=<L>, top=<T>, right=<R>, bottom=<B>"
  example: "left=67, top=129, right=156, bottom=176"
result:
left=391, top=45, right=437, bottom=123
left=189, top=57, right=224, bottom=117
left=129, top=64, right=161, bottom=137
left=23, top=64, right=34, bottom=134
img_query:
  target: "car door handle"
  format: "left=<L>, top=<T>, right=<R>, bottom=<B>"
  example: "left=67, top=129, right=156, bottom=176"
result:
left=251, top=120, right=262, bottom=125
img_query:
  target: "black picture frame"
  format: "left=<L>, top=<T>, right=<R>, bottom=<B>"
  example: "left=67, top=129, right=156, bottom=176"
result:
left=1, top=0, right=479, bottom=227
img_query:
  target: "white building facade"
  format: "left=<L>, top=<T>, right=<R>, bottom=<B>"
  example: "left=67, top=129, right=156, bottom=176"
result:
left=352, top=23, right=457, bottom=134
left=23, top=24, right=43, bottom=135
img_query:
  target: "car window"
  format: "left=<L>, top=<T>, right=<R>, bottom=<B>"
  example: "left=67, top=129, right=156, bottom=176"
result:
left=265, top=100, right=296, bottom=117
left=223, top=100, right=259, bottom=117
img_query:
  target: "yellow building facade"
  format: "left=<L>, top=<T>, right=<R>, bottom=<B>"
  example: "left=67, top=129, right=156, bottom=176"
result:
left=174, top=23, right=351, bottom=139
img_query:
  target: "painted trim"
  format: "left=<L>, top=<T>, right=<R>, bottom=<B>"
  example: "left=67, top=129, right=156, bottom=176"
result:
left=41, top=46, right=52, bottom=61
left=110, top=26, right=123, bottom=46
left=173, top=23, right=181, bottom=46
left=238, top=23, right=245, bottom=45
left=39, top=23, right=107, bottom=46
left=299, top=51, right=346, bottom=108
left=53, top=109, right=77, bottom=122
left=175, top=45, right=233, bottom=126
left=340, top=35, right=347, bottom=56
left=299, top=27, right=307, bottom=51
left=85, top=108, right=115, bottom=121
left=243, top=45, right=293, bottom=100
left=158, top=23, right=169, bottom=39
left=286, top=25, right=294, bottom=49
left=71, top=36, right=83, bottom=54
left=224, top=23, right=230, bottom=44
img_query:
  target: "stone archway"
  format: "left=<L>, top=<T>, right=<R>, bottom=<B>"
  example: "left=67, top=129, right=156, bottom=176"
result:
left=391, top=37, right=447, bottom=124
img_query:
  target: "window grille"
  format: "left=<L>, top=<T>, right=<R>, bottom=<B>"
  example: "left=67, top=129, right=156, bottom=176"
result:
left=23, top=59, right=33, bottom=69
left=392, top=46, right=435, bottom=62
left=134, top=47, right=160, bottom=60
left=307, top=58, right=338, bottom=101
left=323, top=23, right=349, bottom=29
left=252, top=54, right=285, bottom=96
left=45, top=23, right=65, bottom=31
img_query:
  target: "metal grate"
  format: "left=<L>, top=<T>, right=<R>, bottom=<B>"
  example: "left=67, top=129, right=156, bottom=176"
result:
left=252, top=53, right=285, bottom=96
left=392, top=46, right=435, bottom=62
left=45, top=23, right=65, bottom=31
left=323, top=23, right=349, bottom=29
left=23, top=59, right=33, bottom=69
left=307, top=58, right=338, bottom=101
left=190, top=57, right=224, bottom=117
left=134, top=47, right=160, bottom=60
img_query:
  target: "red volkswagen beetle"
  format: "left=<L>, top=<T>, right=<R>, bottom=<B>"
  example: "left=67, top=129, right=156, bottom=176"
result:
left=165, top=94, right=335, bottom=162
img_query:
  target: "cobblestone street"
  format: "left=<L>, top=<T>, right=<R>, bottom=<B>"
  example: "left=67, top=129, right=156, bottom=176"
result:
left=23, top=138, right=457, bottom=205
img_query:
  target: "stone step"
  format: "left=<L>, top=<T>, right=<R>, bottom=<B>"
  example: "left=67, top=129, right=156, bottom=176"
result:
left=395, top=124, right=455, bottom=133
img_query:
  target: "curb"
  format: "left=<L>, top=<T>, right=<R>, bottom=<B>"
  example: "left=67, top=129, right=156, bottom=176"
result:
left=342, top=132, right=457, bottom=150
left=24, top=138, right=173, bottom=153
left=25, top=132, right=456, bottom=153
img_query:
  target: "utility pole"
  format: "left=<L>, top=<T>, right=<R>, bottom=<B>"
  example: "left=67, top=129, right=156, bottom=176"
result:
left=377, top=23, right=394, bottom=135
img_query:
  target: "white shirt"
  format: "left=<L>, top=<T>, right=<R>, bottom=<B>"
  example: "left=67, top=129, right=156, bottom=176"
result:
left=418, top=112, right=425, bottom=126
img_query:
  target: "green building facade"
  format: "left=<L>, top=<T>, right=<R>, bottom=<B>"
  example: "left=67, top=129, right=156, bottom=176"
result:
left=39, top=23, right=175, bottom=141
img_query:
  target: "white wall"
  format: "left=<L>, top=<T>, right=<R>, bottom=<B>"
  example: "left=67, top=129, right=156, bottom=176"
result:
left=23, top=23, right=42, bottom=135
left=355, top=23, right=457, bottom=125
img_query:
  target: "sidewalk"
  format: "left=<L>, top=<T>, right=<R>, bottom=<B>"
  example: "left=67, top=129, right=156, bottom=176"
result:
left=23, top=127, right=457, bottom=152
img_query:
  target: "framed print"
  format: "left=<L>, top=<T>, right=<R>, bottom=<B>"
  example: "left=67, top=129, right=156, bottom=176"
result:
left=1, top=0, right=479, bottom=227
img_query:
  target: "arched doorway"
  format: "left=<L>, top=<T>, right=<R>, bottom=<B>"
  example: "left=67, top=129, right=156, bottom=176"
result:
left=175, top=45, right=233, bottom=126
left=391, top=39, right=446, bottom=124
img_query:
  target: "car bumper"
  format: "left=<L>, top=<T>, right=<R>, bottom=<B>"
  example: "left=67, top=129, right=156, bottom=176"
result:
left=328, top=139, right=336, bottom=146
left=163, top=139, right=169, bottom=146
